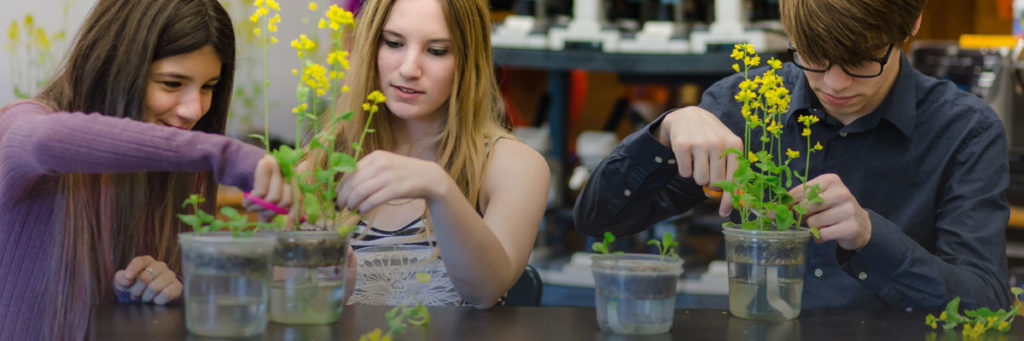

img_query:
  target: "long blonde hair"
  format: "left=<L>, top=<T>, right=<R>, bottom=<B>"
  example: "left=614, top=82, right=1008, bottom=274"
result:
left=307, top=0, right=510, bottom=214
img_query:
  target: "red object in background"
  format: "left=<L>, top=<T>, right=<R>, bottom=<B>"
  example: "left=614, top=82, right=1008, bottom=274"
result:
left=568, top=70, right=587, bottom=154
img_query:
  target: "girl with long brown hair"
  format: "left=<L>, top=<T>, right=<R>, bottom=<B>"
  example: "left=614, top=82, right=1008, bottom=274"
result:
left=0, top=0, right=290, bottom=339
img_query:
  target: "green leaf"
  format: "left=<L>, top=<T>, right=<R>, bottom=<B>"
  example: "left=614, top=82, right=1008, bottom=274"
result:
left=330, top=153, right=357, bottom=174
left=792, top=205, right=808, bottom=215
left=272, top=214, right=288, bottom=229
left=304, top=193, right=322, bottom=224
left=809, top=227, right=821, bottom=240
left=295, top=85, right=310, bottom=102
left=178, top=215, right=201, bottom=228
left=336, top=110, right=354, bottom=123
left=220, top=206, right=241, bottom=220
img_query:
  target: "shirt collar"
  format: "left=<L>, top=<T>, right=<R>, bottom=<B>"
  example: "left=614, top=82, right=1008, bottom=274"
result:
left=784, top=54, right=916, bottom=137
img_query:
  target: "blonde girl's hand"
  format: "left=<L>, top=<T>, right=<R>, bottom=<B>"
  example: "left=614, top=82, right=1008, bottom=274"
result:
left=113, top=256, right=182, bottom=305
left=335, top=150, right=451, bottom=213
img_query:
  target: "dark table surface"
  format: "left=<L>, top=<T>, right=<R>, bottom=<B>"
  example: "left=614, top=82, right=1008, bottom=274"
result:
left=90, top=304, right=1024, bottom=340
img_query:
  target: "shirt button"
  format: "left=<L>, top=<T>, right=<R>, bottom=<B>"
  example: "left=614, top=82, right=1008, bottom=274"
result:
left=667, top=159, right=676, bottom=165
left=839, top=132, right=848, bottom=137
left=858, top=272, right=868, bottom=280
left=654, top=156, right=663, bottom=164
left=813, top=268, right=823, bottom=278
left=624, top=189, right=632, bottom=197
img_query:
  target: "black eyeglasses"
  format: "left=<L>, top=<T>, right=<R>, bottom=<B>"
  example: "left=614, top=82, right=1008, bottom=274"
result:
left=787, top=43, right=895, bottom=78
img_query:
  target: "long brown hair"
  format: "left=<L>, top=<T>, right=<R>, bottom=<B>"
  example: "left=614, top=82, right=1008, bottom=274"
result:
left=35, top=0, right=235, bottom=338
left=307, top=0, right=510, bottom=212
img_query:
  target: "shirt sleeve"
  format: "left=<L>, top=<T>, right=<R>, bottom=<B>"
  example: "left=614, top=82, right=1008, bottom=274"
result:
left=0, top=102, right=265, bottom=204
left=838, top=109, right=1012, bottom=310
left=573, top=114, right=705, bottom=237
left=573, top=74, right=746, bottom=237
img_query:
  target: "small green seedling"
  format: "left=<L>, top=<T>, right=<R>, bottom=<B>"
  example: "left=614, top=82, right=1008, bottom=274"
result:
left=647, top=232, right=680, bottom=261
left=177, top=194, right=281, bottom=237
left=591, top=232, right=623, bottom=255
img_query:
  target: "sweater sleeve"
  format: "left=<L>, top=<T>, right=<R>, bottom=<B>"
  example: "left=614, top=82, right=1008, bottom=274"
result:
left=0, top=102, right=264, bottom=203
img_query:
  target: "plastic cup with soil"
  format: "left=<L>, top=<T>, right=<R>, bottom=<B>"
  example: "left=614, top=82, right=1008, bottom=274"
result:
left=178, top=231, right=276, bottom=337
left=591, top=254, right=683, bottom=335
left=269, top=229, right=350, bottom=324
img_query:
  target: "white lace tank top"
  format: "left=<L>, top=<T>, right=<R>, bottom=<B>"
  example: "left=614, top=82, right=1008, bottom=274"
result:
left=347, top=217, right=468, bottom=306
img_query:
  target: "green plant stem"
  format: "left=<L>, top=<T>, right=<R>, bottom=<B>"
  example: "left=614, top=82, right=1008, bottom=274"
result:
left=262, top=38, right=270, bottom=153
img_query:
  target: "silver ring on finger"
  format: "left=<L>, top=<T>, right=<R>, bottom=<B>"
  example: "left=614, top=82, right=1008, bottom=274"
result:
left=145, top=267, right=157, bottom=279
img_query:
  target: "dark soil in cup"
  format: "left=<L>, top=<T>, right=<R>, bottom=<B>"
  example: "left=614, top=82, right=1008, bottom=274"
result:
left=184, top=252, right=270, bottom=277
left=274, top=236, right=348, bottom=267
left=594, top=271, right=678, bottom=300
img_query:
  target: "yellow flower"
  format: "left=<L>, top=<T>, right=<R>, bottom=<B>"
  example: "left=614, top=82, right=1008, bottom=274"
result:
left=768, top=58, right=782, bottom=70
left=270, top=37, right=278, bottom=44
left=939, top=311, right=947, bottom=321
left=813, top=142, right=823, bottom=151
left=318, top=18, right=327, bottom=29
left=342, top=85, right=350, bottom=92
left=739, top=79, right=755, bottom=91
left=291, top=69, right=298, bottom=76
left=23, top=14, right=33, bottom=27
left=732, top=63, right=740, bottom=73
left=266, top=0, right=281, bottom=11
left=362, top=103, right=371, bottom=111
left=802, top=128, right=811, bottom=136
left=929, top=321, right=937, bottom=329
left=308, top=2, right=318, bottom=11
left=253, top=0, right=264, bottom=6
left=8, top=21, right=17, bottom=41
left=267, top=13, right=280, bottom=32
left=252, top=28, right=261, bottom=36
left=358, top=328, right=392, bottom=341
left=367, top=90, right=386, bottom=103
left=734, top=90, right=756, bottom=103
left=744, top=56, right=761, bottom=68
left=748, top=151, right=758, bottom=163
left=786, top=148, right=800, bottom=159
left=998, top=321, right=1010, bottom=331
left=766, top=121, right=783, bottom=136
left=749, top=114, right=761, bottom=126
left=730, top=45, right=744, bottom=60
left=798, top=114, right=820, bottom=126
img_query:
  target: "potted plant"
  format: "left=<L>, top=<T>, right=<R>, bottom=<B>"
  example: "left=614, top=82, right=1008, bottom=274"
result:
left=252, top=2, right=385, bottom=325
left=176, top=195, right=279, bottom=337
left=713, top=44, right=824, bottom=321
left=590, top=232, right=683, bottom=335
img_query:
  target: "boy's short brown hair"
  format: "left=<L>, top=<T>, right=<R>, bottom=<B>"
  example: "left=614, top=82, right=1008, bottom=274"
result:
left=780, top=0, right=925, bottom=67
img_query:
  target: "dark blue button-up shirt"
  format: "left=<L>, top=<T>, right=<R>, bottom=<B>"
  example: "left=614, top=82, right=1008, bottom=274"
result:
left=574, top=55, right=1012, bottom=310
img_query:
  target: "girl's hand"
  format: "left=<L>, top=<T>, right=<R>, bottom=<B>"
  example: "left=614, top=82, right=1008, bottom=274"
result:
left=244, top=154, right=292, bottom=222
left=113, top=256, right=181, bottom=305
left=335, top=150, right=451, bottom=213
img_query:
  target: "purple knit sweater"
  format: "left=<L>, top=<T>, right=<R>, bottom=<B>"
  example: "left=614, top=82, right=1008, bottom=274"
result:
left=0, top=101, right=264, bottom=339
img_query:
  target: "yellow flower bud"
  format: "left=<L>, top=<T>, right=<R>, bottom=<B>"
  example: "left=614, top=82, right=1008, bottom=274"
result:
left=308, top=2, right=318, bottom=11
left=786, top=148, right=800, bottom=159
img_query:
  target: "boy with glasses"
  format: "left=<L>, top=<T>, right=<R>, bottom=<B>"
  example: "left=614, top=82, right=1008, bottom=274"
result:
left=575, top=0, right=1012, bottom=310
